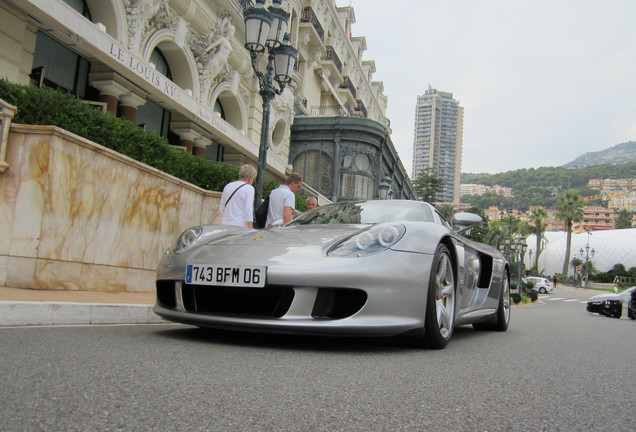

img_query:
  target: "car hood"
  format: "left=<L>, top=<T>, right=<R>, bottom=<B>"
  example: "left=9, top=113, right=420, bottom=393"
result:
left=203, top=224, right=364, bottom=248
left=588, top=293, right=620, bottom=302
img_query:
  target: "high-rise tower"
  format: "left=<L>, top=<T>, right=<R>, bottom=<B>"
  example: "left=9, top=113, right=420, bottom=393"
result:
left=412, top=86, right=463, bottom=203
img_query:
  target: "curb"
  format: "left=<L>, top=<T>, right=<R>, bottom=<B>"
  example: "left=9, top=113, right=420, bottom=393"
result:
left=0, top=301, right=165, bottom=326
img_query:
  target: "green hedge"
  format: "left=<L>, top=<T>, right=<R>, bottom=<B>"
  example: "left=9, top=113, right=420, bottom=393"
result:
left=0, top=79, right=280, bottom=195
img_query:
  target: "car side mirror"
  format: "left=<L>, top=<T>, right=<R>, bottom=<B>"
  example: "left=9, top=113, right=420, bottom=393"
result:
left=452, top=212, right=483, bottom=235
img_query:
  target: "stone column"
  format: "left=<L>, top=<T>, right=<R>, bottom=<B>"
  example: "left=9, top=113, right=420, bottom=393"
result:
left=193, top=136, right=209, bottom=158
left=172, top=121, right=208, bottom=157
left=118, top=93, right=147, bottom=123
left=90, top=79, right=130, bottom=116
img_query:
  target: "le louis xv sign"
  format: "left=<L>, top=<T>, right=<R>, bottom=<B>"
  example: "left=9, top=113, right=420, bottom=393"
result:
left=108, top=43, right=177, bottom=98
left=105, top=42, right=233, bottom=137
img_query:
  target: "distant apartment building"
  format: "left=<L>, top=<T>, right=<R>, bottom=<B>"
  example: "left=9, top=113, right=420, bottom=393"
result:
left=608, top=191, right=636, bottom=211
left=574, top=206, right=616, bottom=231
left=587, top=178, right=636, bottom=191
left=412, top=86, right=463, bottom=203
left=460, top=184, right=513, bottom=198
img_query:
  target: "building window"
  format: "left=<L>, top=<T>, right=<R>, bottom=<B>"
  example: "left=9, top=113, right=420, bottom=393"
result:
left=31, top=32, right=90, bottom=98
left=213, top=99, right=225, bottom=119
left=136, top=99, right=172, bottom=140
left=293, top=150, right=333, bottom=196
left=150, top=48, right=172, bottom=80
left=339, top=173, right=374, bottom=200
left=204, top=141, right=224, bottom=162
left=136, top=48, right=178, bottom=144
left=62, top=0, right=91, bottom=19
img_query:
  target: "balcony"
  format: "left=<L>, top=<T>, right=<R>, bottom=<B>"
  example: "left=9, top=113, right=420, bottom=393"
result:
left=355, top=99, right=367, bottom=118
left=300, top=7, right=324, bottom=46
left=311, top=105, right=354, bottom=117
left=340, top=76, right=357, bottom=99
left=322, top=46, right=342, bottom=74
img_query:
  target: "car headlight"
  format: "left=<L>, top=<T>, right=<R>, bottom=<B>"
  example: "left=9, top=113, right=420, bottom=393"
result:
left=173, top=226, right=203, bottom=253
left=327, top=224, right=405, bottom=257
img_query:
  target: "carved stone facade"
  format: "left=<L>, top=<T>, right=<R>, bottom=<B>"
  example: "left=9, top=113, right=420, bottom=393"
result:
left=0, top=0, right=411, bottom=197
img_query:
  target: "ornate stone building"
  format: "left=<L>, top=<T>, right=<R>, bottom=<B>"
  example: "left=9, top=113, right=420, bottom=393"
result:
left=0, top=0, right=414, bottom=201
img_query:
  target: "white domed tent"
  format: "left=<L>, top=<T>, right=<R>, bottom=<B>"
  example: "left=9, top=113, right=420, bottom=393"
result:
left=525, top=229, right=636, bottom=277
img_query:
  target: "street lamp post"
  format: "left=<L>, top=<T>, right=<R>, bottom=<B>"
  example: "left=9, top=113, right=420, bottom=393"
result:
left=243, top=0, right=298, bottom=207
left=516, top=236, right=527, bottom=296
left=378, top=176, right=393, bottom=200
left=579, top=228, right=595, bottom=288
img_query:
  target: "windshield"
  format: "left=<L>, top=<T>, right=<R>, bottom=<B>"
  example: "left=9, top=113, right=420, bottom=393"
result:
left=289, top=200, right=434, bottom=225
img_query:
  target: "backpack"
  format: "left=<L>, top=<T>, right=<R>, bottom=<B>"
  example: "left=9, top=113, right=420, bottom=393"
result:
left=254, top=193, right=270, bottom=228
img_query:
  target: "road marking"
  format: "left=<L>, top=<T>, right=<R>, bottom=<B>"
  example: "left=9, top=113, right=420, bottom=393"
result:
left=564, top=299, right=580, bottom=302
left=548, top=297, right=565, bottom=301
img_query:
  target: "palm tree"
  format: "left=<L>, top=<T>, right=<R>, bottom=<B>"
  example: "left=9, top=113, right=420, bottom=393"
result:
left=485, top=224, right=508, bottom=249
left=556, top=190, right=584, bottom=275
left=528, top=207, right=548, bottom=270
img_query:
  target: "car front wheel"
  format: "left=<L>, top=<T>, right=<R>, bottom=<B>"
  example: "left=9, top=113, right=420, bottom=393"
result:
left=421, top=244, right=456, bottom=349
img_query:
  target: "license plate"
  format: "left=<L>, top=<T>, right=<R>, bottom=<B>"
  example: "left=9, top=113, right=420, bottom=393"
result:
left=185, top=264, right=266, bottom=287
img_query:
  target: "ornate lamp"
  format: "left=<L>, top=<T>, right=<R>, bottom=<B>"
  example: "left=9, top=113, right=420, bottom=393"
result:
left=243, top=0, right=298, bottom=207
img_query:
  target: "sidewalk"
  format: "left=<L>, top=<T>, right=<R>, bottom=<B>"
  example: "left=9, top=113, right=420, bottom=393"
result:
left=0, top=286, right=165, bottom=327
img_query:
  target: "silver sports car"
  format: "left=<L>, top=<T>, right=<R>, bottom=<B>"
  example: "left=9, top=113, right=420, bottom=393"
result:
left=154, top=200, right=511, bottom=349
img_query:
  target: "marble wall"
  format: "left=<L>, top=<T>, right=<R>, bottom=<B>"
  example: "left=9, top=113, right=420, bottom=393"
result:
left=0, top=124, right=221, bottom=292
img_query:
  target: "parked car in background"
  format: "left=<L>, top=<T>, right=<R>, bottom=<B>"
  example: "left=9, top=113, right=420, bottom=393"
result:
left=586, top=286, right=636, bottom=319
left=523, top=276, right=553, bottom=294
left=154, top=200, right=511, bottom=349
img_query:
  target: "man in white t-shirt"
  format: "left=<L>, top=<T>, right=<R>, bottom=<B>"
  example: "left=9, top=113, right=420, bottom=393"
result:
left=219, top=164, right=257, bottom=227
left=266, top=173, right=303, bottom=226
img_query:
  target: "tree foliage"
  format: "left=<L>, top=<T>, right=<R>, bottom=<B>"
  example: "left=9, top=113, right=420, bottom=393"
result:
left=556, top=190, right=584, bottom=274
left=414, top=168, right=445, bottom=203
left=615, top=209, right=634, bottom=229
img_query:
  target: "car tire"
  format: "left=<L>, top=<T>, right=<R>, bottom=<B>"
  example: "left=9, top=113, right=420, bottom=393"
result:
left=420, top=244, right=456, bottom=349
left=539, top=287, right=546, bottom=294
left=474, top=272, right=510, bottom=332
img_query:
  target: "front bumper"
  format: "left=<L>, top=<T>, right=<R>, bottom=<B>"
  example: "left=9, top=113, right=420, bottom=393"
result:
left=154, top=249, right=433, bottom=337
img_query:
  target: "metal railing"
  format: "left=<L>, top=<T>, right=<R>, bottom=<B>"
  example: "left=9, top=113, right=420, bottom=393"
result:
left=311, top=105, right=354, bottom=117
left=300, top=7, right=324, bottom=42
left=355, top=99, right=367, bottom=118
left=323, top=46, right=342, bottom=74
left=340, top=76, right=356, bottom=99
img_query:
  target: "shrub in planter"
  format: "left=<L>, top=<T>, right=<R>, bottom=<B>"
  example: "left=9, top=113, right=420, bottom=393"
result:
left=0, top=79, right=282, bottom=195
left=511, top=293, right=522, bottom=304
left=527, top=289, right=539, bottom=302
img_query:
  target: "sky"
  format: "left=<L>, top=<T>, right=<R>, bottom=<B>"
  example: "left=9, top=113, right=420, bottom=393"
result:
left=335, top=0, right=636, bottom=175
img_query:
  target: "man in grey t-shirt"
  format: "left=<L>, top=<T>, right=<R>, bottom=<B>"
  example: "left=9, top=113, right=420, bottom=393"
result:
left=266, top=173, right=302, bottom=226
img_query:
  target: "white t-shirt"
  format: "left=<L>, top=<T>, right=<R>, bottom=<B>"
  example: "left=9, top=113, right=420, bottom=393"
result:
left=266, top=184, right=295, bottom=226
left=219, top=180, right=254, bottom=227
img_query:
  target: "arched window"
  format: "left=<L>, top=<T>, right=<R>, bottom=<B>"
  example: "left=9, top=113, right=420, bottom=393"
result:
left=213, top=99, right=225, bottom=119
left=293, top=150, right=333, bottom=196
left=137, top=48, right=178, bottom=144
left=62, top=0, right=91, bottom=19
left=149, top=48, right=172, bottom=80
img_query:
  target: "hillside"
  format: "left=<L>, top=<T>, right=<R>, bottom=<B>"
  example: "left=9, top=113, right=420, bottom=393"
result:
left=460, top=161, right=636, bottom=212
left=563, top=141, right=636, bottom=168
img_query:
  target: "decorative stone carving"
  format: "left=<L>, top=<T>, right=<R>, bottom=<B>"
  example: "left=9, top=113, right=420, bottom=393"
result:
left=125, top=0, right=163, bottom=52
left=189, top=14, right=236, bottom=104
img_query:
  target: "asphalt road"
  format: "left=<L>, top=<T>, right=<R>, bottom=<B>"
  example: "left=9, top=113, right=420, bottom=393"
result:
left=1, top=287, right=633, bottom=432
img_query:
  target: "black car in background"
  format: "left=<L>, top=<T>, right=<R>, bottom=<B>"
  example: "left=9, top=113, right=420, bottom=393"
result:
left=586, top=286, right=636, bottom=319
